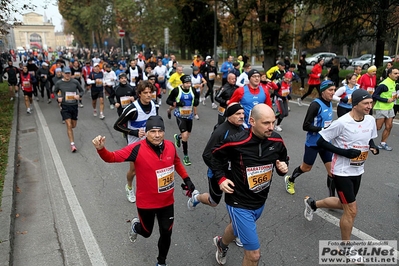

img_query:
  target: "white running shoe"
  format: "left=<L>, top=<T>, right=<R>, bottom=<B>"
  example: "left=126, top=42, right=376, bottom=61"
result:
left=194, top=114, right=200, bottom=120
left=129, top=217, right=139, bottom=242
left=93, top=110, right=97, bottom=117
left=26, top=108, right=31, bottom=114
left=79, top=103, right=84, bottom=108
left=304, top=196, right=316, bottom=221
left=125, top=184, right=136, bottom=203
left=297, top=98, right=303, bottom=106
left=233, top=237, right=243, bottom=247
left=212, top=103, right=217, bottom=109
left=110, top=104, right=115, bottom=110
left=187, top=190, right=200, bottom=211
left=213, top=236, right=228, bottom=265
left=274, top=125, right=282, bottom=132
left=99, top=113, right=105, bottom=120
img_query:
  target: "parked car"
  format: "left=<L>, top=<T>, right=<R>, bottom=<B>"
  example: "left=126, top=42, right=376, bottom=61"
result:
left=324, top=56, right=350, bottom=69
left=305, top=52, right=337, bottom=66
left=349, top=54, right=373, bottom=64
left=352, top=55, right=393, bottom=70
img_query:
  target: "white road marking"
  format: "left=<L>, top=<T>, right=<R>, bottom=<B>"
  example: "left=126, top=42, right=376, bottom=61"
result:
left=34, top=101, right=107, bottom=266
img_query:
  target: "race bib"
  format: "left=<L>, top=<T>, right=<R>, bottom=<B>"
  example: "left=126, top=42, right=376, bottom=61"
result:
left=158, top=76, right=164, bottom=81
left=120, top=96, right=131, bottom=108
left=180, top=106, right=192, bottom=116
left=95, top=79, right=103, bottom=86
left=350, top=145, right=369, bottom=166
left=209, top=73, right=215, bottom=80
left=366, top=87, right=374, bottom=94
left=74, top=72, right=81, bottom=78
left=23, top=81, right=30, bottom=88
left=281, top=88, right=290, bottom=97
left=246, top=164, right=273, bottom=192
left=156, top=165, right=175, bottom=193
left=29, top=71, right=35, bottom=76
left=151, top=91, right=157, bottom=99
left=218, top=106, right=225, bottom=116
left=131, top=77, right=136, bottom=82
left=65, top=92, right=76, bottom=102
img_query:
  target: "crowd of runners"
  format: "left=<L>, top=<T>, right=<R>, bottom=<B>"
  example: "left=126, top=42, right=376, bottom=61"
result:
left=3, top=49, right=398, bottom=265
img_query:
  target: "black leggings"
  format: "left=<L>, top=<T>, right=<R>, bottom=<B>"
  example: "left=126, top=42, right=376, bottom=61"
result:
left=301, top=84, right=321, bottom=100
left=205, top=80, right=215, bottom=103
left=300, top=77, right=305, bottom=88
left=136, top=204, right=174, bottom=265
left=39, top=81, right=51, bottom=99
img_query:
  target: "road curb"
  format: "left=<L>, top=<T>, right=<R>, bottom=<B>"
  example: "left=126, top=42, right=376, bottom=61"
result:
left=0, top=94, right=19, bottom=266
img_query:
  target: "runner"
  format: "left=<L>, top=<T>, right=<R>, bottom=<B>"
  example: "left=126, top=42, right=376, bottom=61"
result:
left=298, top=58, right=324, bottom=106
left=113, top=73, right=136, bottom=116
left=53, top=67, right=84, bottom=152
left=113, top=80, right=157, bottom=203
left=333, top=73, right=359, bottom=117
left=103, top=63, right=117, bottom=110
left=87, top=63, right=105, bottom=119
left=3, top=60, right=20, bottom=100
left=284, top=80, right=336, bottom=196
left=273, top=71, right=292, bottom=132
left=166, top=74, right=200, bottom=166
left=191, top=66, right=207, bottom=118
left=229, top=69, right=272, bottom=128
left=71, top=60, right=84, bottom=107
left=215, top=73, right=238, bottom=126
left=166, top=65, right=184, bottom=119
left=211, top=104, right=288, bottom=265
left=304, top=89, right=379, bottom=263
left=92, top=115, right=196, bottom=266
left=20, top=65, right=35, bottom=114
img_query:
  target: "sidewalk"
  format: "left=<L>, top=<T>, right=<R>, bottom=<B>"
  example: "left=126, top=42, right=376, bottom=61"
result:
left=0, top=95, right=63, bottom=266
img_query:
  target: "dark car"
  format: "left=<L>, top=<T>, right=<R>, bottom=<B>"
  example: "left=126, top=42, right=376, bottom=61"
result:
left=324, top=56, right=350, bottom=69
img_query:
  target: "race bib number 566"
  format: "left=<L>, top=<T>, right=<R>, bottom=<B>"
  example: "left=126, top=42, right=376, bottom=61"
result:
left=246, top=164, right=273, bottom=193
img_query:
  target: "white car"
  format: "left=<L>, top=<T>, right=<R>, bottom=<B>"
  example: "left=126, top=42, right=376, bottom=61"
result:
left=351, top=55, right=393, bottom=70
left=305, top=52, right=337, bottom=66
left=349, top=54, right=373, bottom=64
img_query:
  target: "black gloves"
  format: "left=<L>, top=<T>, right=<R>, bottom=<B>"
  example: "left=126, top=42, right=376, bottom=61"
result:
left=183, top=177, right=195, bottom=192
left=341, top=148, right=361, bottom=159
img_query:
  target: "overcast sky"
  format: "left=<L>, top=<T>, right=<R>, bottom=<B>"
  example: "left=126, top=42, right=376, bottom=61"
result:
left=13, top=0, right=63, bottom=31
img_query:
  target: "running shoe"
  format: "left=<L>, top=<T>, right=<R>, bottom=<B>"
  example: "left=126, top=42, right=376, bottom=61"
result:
left=212, top=103, right=217, bottom=109
left=79, top=103, right=84, bottom=108
left=47, top=99, right=52, bottom=104
left=27, top=108, right=31, bottom=114
left=93, top=110, right=97, bottom=117
left=187, top=190, right=200, bottom=210
left=36, top=96, right=40, bottom=102
left=202, top=98, right=206, bottom=106
left=274, top=125, right=282, bottom=132
left=213, top=236, right=228, bottom=265
left=156, top=263, right=168, bottom=266
left=378, top=143, right=393, bottom=151
left=233, top=237, right=243, bottom=247
left=174, top=134, right=181, bottom=148
left=125, top=184, right=136, bottom=203
left=304, top=196, right=316, bottom=221
left=129, top=217, right=139, bottom=242
left=183, top=156, right=191, bottom=166
left=284, top=175, right=295, bottom=195
left=71, top=144, right=77, bottom=153
left=167, top=109, right=171, bottom=119
left=194, top=114, right=200, bottom=120
left=99, top=113, right=105, bottom=120
left=110, top=104, right=115, bottom=110
left=297, top=98, right=303, bottom=106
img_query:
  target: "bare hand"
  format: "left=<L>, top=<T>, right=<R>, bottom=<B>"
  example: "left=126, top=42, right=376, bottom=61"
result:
left=138, top=129, right=145, bottom=138
left=276, top=160, right=288, bottom=174
left=92, top=135, right=106, bottom=150
left=74, top=95, right=80, bottom=100
left=115, top=103, right=120, bottom=108
left=219, top=179, right=235, bottom=194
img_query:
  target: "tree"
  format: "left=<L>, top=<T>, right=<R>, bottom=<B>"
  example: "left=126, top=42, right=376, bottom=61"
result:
left=0, top=0, right=32, bottom=35
left=254, top=0, right=297, bottom=69
left=301, top=0, right=399, bottom=67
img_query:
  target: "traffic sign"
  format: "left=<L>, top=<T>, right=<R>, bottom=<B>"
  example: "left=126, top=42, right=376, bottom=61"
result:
left=118, top=30, right=125, bottom=37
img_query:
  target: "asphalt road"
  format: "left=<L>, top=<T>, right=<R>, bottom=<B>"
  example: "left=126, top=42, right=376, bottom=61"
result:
left=11, top=81, right=399, bottom=266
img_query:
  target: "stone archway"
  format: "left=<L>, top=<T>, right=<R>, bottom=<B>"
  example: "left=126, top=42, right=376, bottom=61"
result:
left=30, top=33, right=42, bottom=50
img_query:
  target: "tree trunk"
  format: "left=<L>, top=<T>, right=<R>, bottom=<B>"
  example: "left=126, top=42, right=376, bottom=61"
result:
left=236, top=21, right=244, bottom=56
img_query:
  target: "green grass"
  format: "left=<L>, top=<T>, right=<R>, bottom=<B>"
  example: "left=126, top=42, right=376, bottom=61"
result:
left=0, top=82, right=14, bottom=205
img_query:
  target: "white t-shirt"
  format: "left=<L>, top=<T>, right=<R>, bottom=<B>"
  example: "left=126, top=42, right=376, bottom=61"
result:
left=319, top=113, right=377, bottom=176
left=236, top=72, right=249, bottom=86
left=153, top=65, right=168, bottom=82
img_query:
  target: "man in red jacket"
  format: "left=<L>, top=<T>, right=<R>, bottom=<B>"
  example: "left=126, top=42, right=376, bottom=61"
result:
left=92, top=115, right=195, bottom=266
left=298, top=57, right=324, bottom=106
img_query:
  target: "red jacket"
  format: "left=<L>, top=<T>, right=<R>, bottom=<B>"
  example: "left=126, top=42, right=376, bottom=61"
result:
left=357, top=73, right=376, bottom=92
left=97, top=139, right=189, bottom=209
left=308, top=64, right=322, bottom=85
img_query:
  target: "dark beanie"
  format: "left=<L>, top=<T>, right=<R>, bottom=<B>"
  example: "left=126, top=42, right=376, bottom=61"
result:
left=180, top=75, right=191, bottom=83
left=351, top=89, right=372, bottom=106
left=247, top=69, right=260, bottom=79
left=226, top=103, right=244, bottom=117
left=145, top=116, right=165, bottom=132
